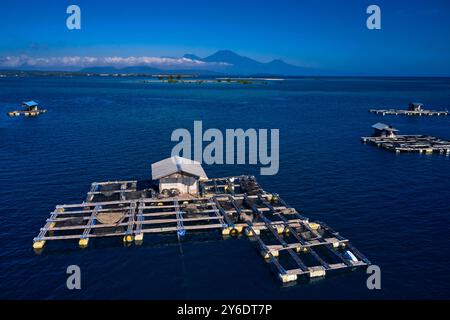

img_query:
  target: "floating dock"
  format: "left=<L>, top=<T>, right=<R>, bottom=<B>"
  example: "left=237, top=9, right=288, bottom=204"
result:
left=369, top=102, right=448, bottom=116
left=7, top=100, right=47, bottom=117
left=33, top=158, right=370, bottom=284
left=362, top=123, right=450, bottom=154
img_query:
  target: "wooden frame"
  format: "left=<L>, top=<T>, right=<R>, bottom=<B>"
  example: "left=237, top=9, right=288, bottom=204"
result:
left=33, top=175, right=370, bottom=283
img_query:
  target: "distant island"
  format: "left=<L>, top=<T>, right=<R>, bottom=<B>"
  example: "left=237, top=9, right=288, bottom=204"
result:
left=0, top=50, right=316, bottom=77
left=81, top=50, right=313, bottom=76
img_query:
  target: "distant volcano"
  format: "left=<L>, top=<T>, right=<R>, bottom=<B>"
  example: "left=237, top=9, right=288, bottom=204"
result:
left=184, top=50, right=313, bottom=76
left=80, top=50, right=316, bottom=76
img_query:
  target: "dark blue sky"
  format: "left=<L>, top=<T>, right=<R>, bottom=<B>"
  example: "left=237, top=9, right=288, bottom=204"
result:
left=1, top=0, right=450, bottom=75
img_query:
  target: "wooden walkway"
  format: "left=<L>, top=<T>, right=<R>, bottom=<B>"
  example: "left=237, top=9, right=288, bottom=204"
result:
left=7, top=109, right=47, bottom=117
left=362, top=135, right=450, bottom=154
left=369, top=109, right=448, bottom=116
left=33, top=176, right=370, bottom=283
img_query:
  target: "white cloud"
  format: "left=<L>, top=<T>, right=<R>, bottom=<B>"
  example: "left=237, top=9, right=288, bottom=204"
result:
left=0, top=55, right=231, bottom=69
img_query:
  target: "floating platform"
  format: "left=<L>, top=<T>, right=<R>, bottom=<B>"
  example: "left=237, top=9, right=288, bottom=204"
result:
left=362, top=135, right=450, bottom=154
left=362, top=123, right=450, bottom=154
left=369, top=109, right=448, bottom=116
left=369, top=102, right=448, bottom=116
left=7, top=100, right=47, bottom=117
left=7, top=109, right=47, bottom=117
left=33, top=175, right=370, bottom=283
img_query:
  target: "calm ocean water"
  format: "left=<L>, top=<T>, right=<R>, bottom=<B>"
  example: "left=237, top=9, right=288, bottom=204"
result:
left=0, top=77, right=449, bottom=299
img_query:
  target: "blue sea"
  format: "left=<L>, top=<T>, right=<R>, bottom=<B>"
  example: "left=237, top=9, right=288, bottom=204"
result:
left=0, top=77, right=449, bottom=299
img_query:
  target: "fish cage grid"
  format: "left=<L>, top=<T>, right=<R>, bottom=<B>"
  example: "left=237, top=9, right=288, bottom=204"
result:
left=33, top=176, right=370, bottom=283
left=369, top=109, right=448, bottom=116
left=362, top=135, right=450, bottom=154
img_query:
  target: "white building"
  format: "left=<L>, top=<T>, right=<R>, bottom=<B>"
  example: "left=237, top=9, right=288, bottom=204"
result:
left=151, top=156, right=208, bottom=196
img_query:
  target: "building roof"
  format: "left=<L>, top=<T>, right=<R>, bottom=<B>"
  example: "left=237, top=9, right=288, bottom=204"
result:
left=372, top=123, right=399, bottom=132
left=410, top=102, right=424, bottom=106
left=22, top=101, right=38, bottom=107
left=151, top=156, right=208, bottom=180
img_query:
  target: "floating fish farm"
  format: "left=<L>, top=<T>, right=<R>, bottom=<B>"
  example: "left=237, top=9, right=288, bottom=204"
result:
left=7, top=100, right=47, bottom=117
left=362, top=123, right=450, bottom=155
left=33, top=157, right=370, bottom=284
left=369, top=102, right=448, bottom=116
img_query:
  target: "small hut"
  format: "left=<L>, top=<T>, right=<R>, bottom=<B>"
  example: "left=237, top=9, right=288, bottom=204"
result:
left=408, top=102, right=424, bottom=112
left=151, top=156, right=208, bottom=196
left=22, top=101, right=39, bottom=111
left=372, top=123, right=398, bottom=138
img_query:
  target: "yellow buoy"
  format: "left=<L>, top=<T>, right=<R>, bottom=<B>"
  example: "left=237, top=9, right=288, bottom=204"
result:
left=79, top=238, right=89, bottom=247
left=262, top=250, right=279, bottom=259
left=123, top=235, right=133, bottom=243
left=245, top=228, right=260, bottom=237
left=308, top=222, right=320, bottom=230
left=33, top=241, right=46, bottom=250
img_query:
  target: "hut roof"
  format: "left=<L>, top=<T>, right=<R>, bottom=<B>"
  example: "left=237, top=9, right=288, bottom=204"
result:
left=372, top=122, right=399, bottom=132
left=151, top=156, right=208, bottom=180
left=22, top=101, right=38, bottom=107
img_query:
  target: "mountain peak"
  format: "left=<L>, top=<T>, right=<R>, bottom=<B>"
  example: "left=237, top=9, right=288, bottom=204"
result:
left=204, top=50, right=243, bottom=61
left=183, top=53, right=203, bottom=61
left=214, top=49, right=239, bottom=55
left=268, top=59, right=289, bottom=66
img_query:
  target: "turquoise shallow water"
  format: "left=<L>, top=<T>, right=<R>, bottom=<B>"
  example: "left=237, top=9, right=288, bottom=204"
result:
left=0, top=77, right=449, bottom=299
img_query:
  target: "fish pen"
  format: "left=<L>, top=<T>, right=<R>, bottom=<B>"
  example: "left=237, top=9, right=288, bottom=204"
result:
left=369, top=102, right=448, bottom=116
left=33, top=158, right=370, bottom=284
left=7, top=100, right=47, bottom=117
left=369, top=109, right=448, bottom=116
left=362, top=123, right=450, bottom=155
